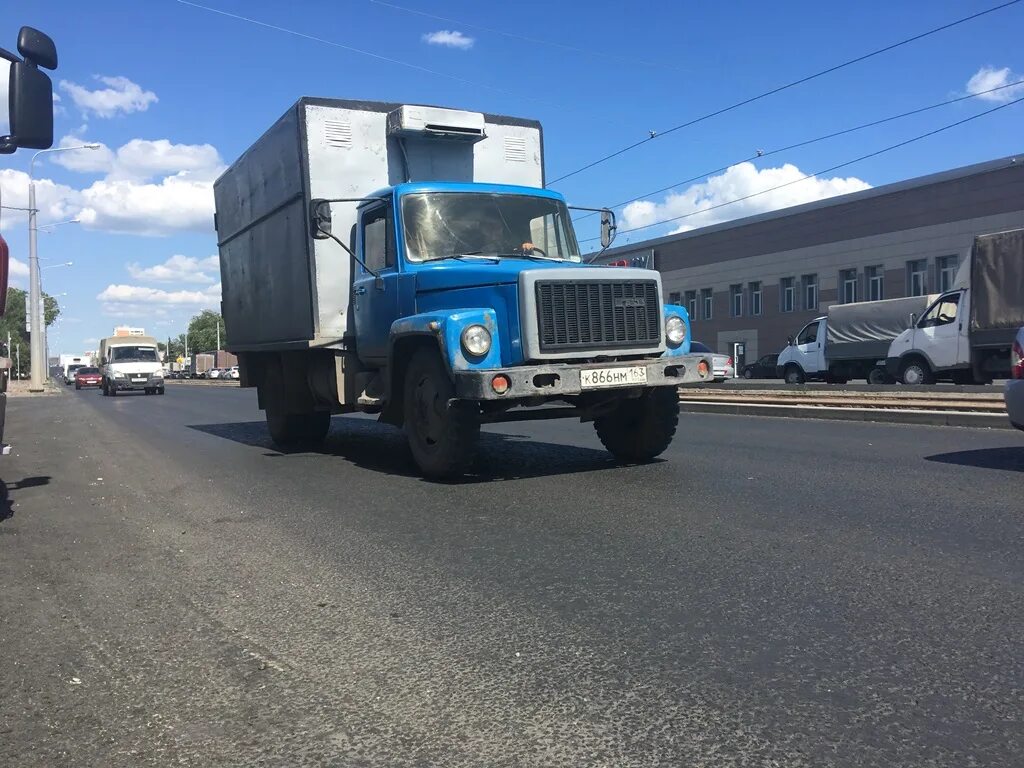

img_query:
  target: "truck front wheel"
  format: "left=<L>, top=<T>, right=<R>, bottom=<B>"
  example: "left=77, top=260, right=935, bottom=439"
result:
left=594, top=387, right=679, bottom=463
left=900, top=358, right=934, bottom=386
left=403, top=347, right=480, bottom=479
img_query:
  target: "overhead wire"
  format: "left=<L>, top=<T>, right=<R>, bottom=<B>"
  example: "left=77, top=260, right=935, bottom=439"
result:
left=573, top=78, right=1024, bottom=221
left=550, top=0, right=1023, bottom=185
left=579, top=94, right=1024, bottom=243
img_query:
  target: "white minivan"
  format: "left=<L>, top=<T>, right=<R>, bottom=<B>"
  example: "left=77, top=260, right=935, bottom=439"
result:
left=99, top=335, right=165, bottom=396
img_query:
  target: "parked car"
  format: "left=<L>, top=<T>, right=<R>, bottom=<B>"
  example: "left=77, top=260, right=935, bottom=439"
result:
left=228, top=366, right=240, bottom=380
left=208, top=368, right=222, bottom=379
left=1005, top=326, right=1024, bottom=432
left=741, top=354, right=779, bottom=379
left=74, top=366, right=102, bottom=389
left=690, top=342, right=733, bottom=381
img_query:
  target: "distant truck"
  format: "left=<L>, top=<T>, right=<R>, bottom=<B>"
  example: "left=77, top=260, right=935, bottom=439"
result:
left=98, top=335, right=165, bottom=396
left=778, top=295, right=936, bottom=385
left=886, top=229, right=1024, bottom=385
left=214, top=98, right=712, bottom=478
left=60, top=353, right=91, bottom=379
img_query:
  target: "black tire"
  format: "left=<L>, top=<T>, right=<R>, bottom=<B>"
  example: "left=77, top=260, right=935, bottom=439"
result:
left=403, top=347, right=480, bottom=479
left=75, top=383, right=81, bottom=390
left=109, top=381, right=117, bottom=397
left=784, top=365, right=804, bottom=385
left=867, top=368, right=888, bottom=386
left=900, top=358, right=934, bottom=386
left=158, top=387, right=166, bottom=395
left=743, top=368, right=753, bottom=379
left=594, top=386, right=679, bottom=463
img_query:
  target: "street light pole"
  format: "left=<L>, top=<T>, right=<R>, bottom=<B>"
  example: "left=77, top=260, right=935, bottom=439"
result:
left=27, top=144, right=99, bottom=390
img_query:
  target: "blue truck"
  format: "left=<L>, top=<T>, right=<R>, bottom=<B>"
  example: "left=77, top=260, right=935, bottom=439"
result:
left=214, top=99, right=712, bottom=478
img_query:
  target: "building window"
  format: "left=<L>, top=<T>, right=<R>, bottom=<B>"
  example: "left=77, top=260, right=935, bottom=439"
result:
left=907, top=259, right=928, bottom=296
left=668, top=291, right=681, bottom=305
left=701, top=288, right=713, bottom=320
left=866, top=265, right=884, bottom=301
left=749, top=281, right=762, bottom=316
left=802, top=274, right=818, bottom=311
left=780, top=277, right=795, bottom=313
left=730, top=284, right=743, bottom=317
left=840, top=268, right=858, bottom=304
left=685, top=290, right=697, bottom=321
left=937, top=254, right=959, bottom=293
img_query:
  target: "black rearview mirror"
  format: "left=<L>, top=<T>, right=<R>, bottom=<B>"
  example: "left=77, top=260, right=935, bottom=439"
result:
left=600, top=209, right=617, bottom=249
left=787, top=335, right=794, bottom=346
left=909, top=312, right=917, bottom=328
left=1, top=26, right=58, bottom=154
left=18, top=27, right=58, bottom=69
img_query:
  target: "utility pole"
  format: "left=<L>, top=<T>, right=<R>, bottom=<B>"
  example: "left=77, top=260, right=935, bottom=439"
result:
left=216, top=319, right=221, bottom=353
left=27, top=144, right=99, bottom=391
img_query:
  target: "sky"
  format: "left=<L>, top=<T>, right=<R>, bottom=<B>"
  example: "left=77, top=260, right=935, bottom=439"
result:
left=1, top=0, right=1021, bottom=356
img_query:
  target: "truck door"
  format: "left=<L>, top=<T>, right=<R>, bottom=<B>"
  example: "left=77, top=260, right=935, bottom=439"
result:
left=915, top=292, right=963, bottom=370
left=794, top=319, right=824, bottom=374
left=353, top=203, right=400, bottom=364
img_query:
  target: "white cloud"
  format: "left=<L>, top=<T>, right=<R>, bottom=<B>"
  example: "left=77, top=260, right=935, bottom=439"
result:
left=619, top=162, right=871, bottom=235
left=59, top=75, right=158, bottom=118
left=78, top=172, right=216, bottom=235
left=0, top=169, right=81, bottom=228
left=50, top=136, right=116, bottom=173
left=97, top=283, right=221, bottom=306
left=965, top=66, right=1024, bottom=103
left=10, top=257, right=29, bottom=278
left=51, top=135, right=223, bottom=181
left=422, top=30, right=474, bottom=49
left=127, top=254, right=219, bottom=284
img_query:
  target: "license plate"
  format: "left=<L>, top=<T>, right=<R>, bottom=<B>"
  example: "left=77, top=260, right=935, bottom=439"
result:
left=131, top=377, right=146, bottom=382
left=580, top=366, right=647, bottom=389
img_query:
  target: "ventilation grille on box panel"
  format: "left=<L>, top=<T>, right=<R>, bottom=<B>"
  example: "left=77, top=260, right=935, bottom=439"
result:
left=324, top=119, right=352, bottom=148
left=504, top=136, right=527, bottom=163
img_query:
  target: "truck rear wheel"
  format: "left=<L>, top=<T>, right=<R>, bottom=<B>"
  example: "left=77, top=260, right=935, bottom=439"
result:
left=594, top=387, right=679, bottom=463
left=867, top=368, right=888, bottom=385
left=784, top=365, right=804, bottom=385
left=404, top=347, right=480, bottom=479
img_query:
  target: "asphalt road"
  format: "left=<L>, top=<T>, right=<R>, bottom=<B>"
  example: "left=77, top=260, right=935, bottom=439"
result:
left=2, top=383, right=1022, bottom=767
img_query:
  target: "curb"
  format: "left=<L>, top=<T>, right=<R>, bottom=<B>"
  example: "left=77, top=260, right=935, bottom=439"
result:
left=677, top=400, right=1012, bottom=430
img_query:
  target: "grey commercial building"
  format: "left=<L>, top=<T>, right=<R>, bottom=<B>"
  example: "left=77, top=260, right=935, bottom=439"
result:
left=593, top=154, right=1024, bottom=366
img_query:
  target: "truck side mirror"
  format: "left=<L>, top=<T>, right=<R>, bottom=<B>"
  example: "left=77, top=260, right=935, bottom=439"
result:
left=787, top=335, right=794, bottom=346
left=600, top=209, right=617, bottom=249
left=1, top=27, right=58, bottom=154
left=310, top=199, right=332, bottom=239
left=909, top=312, right=917, bottom=328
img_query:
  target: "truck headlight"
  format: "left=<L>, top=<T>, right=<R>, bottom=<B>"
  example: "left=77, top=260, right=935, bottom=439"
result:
left=461, top=324, right=491, bottom=358
left=150, top=372, right=164, bottom=380
left=113, top=371, right=126, bottom=378
left=665, top=315, right=686, bottom=346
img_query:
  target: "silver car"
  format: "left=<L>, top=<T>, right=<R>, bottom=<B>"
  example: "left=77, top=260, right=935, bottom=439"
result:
left=1005, top=326, right=1024, bottom=431
left=690, top=342, right=734, bottom=382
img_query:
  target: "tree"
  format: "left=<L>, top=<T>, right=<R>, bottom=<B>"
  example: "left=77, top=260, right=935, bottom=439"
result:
left=186, top=310, right=225, bottom=353
left=0, top=287, right=60, bottom=354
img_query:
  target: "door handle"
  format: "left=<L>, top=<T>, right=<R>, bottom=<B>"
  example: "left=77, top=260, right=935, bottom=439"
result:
left=354, top=286, right=367, bottom=295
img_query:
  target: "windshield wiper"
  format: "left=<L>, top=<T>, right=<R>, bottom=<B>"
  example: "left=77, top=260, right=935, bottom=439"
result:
left=434, top=252, right=501, bottom=263
left=492, top=252, right=568, bottom=262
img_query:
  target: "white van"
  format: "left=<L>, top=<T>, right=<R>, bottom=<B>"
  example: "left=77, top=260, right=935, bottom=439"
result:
left=99, top=335, right=165, bottom=396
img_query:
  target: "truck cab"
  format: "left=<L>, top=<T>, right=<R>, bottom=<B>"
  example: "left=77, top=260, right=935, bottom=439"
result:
left=777, top=317, right=827, bottom=383
left=887, top=291, right=968, bottom=384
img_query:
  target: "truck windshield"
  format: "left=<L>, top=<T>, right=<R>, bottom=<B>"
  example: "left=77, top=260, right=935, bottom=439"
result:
left=111, top=346, right=159, bottom=362
left=401, top=192, right=581, bottom=263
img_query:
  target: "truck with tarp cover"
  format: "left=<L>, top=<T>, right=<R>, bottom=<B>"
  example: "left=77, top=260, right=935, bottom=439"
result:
left=778, top=295, right=935, bottom=385
left=886, top=228, right=1024, bottom=385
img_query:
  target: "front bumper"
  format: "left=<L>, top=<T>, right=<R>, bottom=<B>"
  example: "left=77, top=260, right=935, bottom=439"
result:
left=111, top=377, right=163, bottom=391
left=453, top=355, right=713, bottom=400
left=76, top=380, right=102, bottom=387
